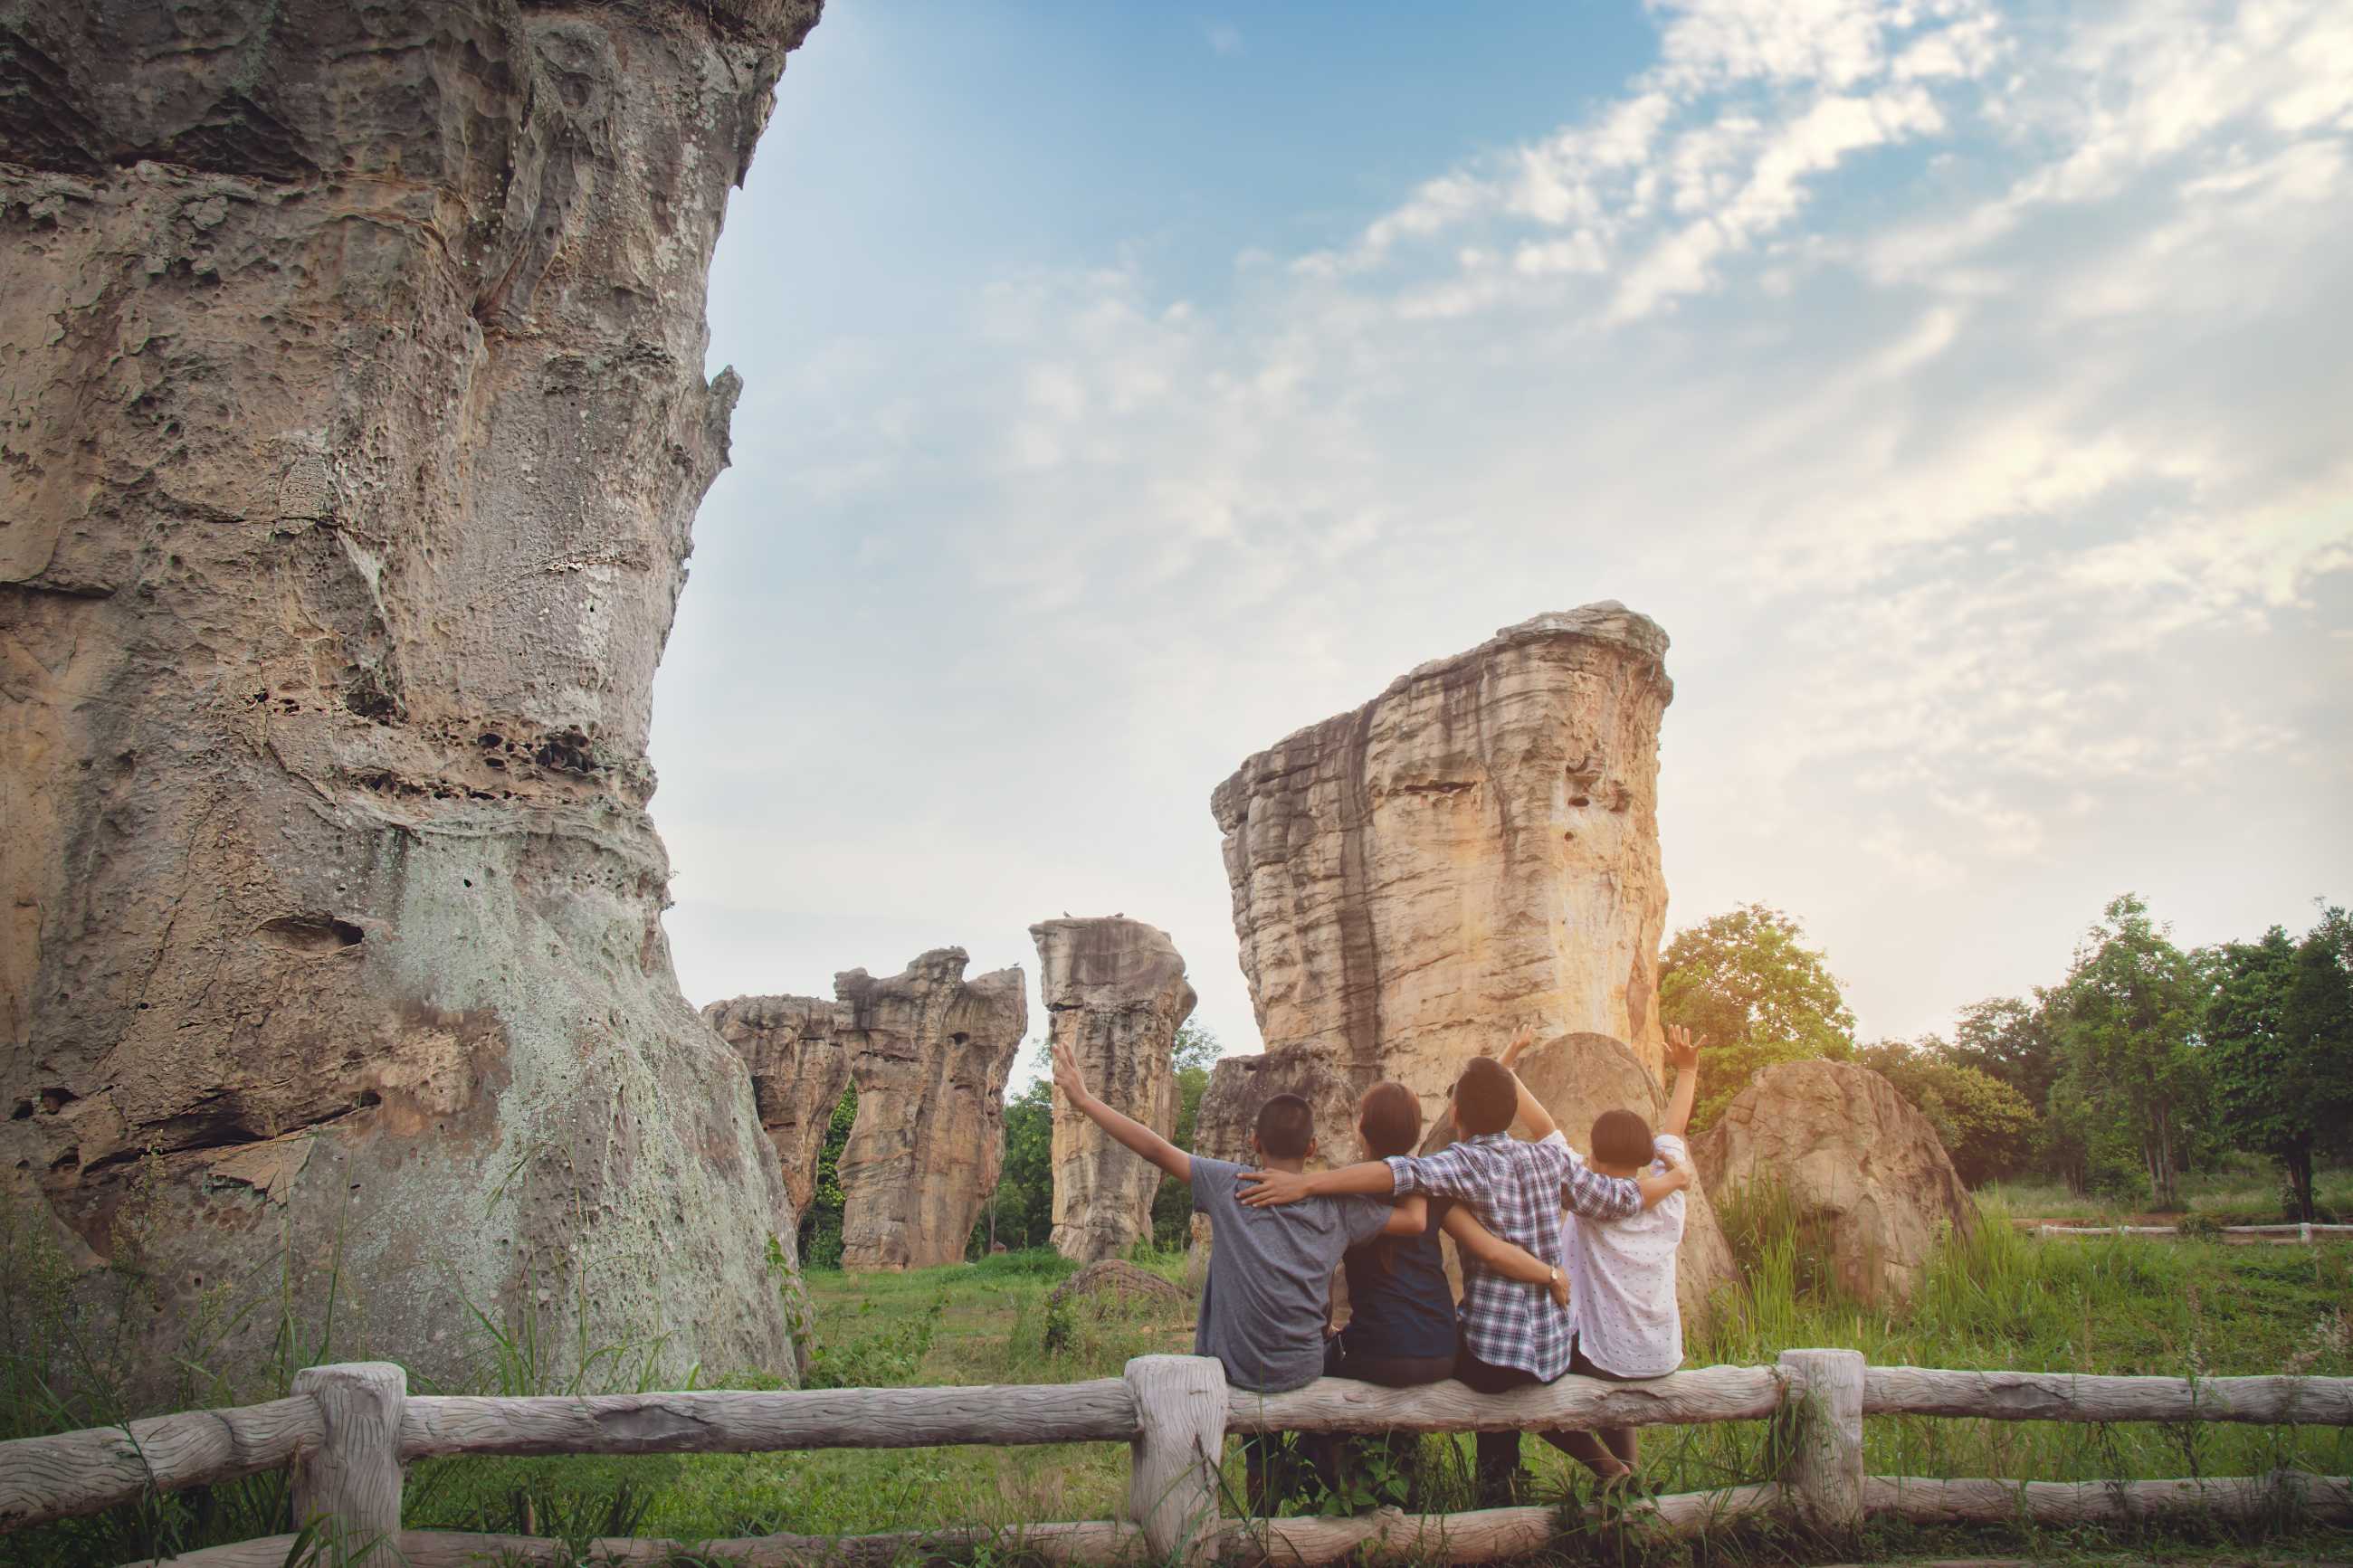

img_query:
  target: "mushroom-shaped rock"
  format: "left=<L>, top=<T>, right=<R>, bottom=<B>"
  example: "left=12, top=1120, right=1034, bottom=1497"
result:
left=1033, top=917, right=1198, bottom=1263
left=702, top=994, right=850, bottom=1214
left=833, top=950, right=1027, bottom=1271
left=1695, top=1059, right=1977, bottom=1304
left=1212, top=604, right=1676, bottom=1120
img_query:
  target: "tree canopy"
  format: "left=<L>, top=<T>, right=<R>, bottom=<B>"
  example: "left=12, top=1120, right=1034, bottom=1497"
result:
left=1658, top=902, right=1857, bottom=1127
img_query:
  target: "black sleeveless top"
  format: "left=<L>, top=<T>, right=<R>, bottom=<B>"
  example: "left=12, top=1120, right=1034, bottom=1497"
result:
left=1338, top=1197, right=1459, bottom=1361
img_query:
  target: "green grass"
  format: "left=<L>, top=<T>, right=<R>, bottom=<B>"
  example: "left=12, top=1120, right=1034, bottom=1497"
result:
left=8, top=1206, right=2352, bottom=1565
left=1979, top=1159, right=2353, bottom=1224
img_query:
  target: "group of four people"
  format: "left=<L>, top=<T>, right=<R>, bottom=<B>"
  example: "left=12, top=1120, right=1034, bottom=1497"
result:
left=1051, top=1021, right=1706, bottom=1510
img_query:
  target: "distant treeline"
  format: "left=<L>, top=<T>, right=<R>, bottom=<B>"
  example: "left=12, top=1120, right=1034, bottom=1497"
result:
left=1659, top=895, right=2353, bottom=1219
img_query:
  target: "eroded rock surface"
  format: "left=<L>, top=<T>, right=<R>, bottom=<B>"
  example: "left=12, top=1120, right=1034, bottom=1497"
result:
left=834, top=950, right=1026, bottom=1271
left=1033, top=917, right=1196, bottom=1262
left=0, top=0, right=820, bottom=1392
left=1696, top=1060, right=1977, bottom=1304
left=702, top=994, right=850, bottom=1215
left=1213, top=605, right=1676, bottom=1126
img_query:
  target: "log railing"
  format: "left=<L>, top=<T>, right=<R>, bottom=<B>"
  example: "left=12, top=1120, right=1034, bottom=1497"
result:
left=3, top=1353, right=2347, bottom=1567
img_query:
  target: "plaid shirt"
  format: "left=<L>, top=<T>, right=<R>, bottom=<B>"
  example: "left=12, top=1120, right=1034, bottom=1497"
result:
left=1385, top=1131, right=1642, bottom=1380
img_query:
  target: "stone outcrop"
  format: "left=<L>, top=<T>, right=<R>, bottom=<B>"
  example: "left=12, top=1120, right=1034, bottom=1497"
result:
left=1033, top=917, right=1197, bottom=1262
left=701, top=994, right=851, bottom=1215
left=1047, top=1258, right=1188, bottom=1316
left=1193, top=1048, right=1367, bottom=1170
left=1212, top=605, right=1676, bottom=1134
left=1494, top=1032, right=1739, bottom=1327
left=1695, top=1060, right=1977, bottom=1304
left=833, top=950, right=1025, bottom=1271
left=0, top=0, right=820, bottom=1392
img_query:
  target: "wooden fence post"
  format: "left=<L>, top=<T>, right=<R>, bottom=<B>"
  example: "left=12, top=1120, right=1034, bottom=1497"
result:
left=1124, top=1354, right=1225, bottom=1565
left=291, top=1362, right=405, bottom=1565
left=1779, top=1348, right=1864, bottom=1537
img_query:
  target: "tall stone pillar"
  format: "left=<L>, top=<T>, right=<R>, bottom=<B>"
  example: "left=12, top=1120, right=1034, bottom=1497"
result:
left=833, top=950, right=1026, bottom=1271
left=1211, top=603, right=1675, bottom=1120
left=0, top=0, right=819, bottom=1392
left=1034, top=917, right=1196, bottom=1262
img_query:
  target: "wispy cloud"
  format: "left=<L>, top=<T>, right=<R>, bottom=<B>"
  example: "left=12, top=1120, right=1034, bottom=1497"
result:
left=1205, top=20, right=1243, bottom=57
left=664, top=0, right=2353, bottom=1056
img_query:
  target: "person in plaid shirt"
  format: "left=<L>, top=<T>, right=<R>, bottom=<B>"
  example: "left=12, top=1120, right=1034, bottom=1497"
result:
left=1238, top=1033, right=1690, bottom=1502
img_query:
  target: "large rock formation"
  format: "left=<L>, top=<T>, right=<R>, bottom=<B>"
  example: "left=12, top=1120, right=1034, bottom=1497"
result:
left=1212, top=604, right=1675, bottom=1134
left=1498, top=1032, right=1739, bottom=1326
left=1033, top=917, right=1197, bottom=1262
left=702, top=994, right=851, bottom=1214
left=0, top=0, right=819, bottom=1392
left=833, top=950, right=1026, bottom=1271
left=1695, top=1060, right=1977, bottom=1304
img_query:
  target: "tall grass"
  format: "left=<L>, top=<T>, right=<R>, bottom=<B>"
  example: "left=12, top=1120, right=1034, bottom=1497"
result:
left=7, top=1200, right=2349, bottom=1564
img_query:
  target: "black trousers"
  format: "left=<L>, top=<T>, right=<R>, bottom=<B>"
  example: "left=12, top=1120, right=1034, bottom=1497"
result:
left=1456, top=1340, right=1644, bottom=1500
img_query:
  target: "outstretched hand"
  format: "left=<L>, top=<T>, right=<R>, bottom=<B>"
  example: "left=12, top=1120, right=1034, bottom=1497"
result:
left=1664, top=1024, right=1706, bottom=1073
left=1500, top=1022, right=1537, bottom=1069
left=1050, top=1039, right=1091, bottom=1106
left=1236, top=1169, right=1312, bottom=1207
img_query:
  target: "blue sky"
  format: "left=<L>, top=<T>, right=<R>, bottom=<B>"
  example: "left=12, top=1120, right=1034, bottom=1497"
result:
left=650, top=0, right=2353, bottom=1079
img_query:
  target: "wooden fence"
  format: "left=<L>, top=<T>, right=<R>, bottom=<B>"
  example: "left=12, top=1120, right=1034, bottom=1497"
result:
left=2, top=1354, right=2348, bottom=1568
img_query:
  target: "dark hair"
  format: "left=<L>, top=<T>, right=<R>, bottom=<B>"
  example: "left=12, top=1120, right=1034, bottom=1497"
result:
left=1357, top=1081, right=1422, bottom=1158
left=1254, top=1093, right=1314, bottom=1159
left=1590, top=1108, right=1657, bottom=1169
left=1358, top=1082, right=1424, bottom=1273
left=1452, top=1058, right=1519, bottom=1136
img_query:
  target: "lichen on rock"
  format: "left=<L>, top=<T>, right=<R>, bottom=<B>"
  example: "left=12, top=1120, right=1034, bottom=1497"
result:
left=0, top=0, right=822, bottom=1392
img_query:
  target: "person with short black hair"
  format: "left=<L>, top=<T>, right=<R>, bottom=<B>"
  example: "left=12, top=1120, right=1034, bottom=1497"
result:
left=1535, top=1023, right=1706, bottom=1490
left=1236, top=1029, right=1690, bottom=1503
left=1048, top=1040, right=1424, bottom=1512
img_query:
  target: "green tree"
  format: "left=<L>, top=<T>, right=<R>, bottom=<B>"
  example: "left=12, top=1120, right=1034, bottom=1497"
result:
left=796, top=1086, right=858, bottom=1269
left=2205, top=907, right=2353, bottom=1221
left=1858, top=1038, right=2039, bottom=1186
left=2044, top=894, right=2205, bottom=1209
left=1945, top=994, right=2061, bottom=1114
left=1658, top=904, right=1857, bottom=1127
left=1151, top=1023, right=1222, bottom=1250
left=976, top=1052, right=1055, bottom=1255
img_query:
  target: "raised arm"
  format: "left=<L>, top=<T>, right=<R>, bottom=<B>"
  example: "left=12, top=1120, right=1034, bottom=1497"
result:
left=1662, top=1024, right=1703, bottom=1141
left=1051, top=1040, right=1189, bottom=1182
left=1442, top=1206, right=1569, bottom=1308
left=1495, top=1023, right=1559, bottom=1141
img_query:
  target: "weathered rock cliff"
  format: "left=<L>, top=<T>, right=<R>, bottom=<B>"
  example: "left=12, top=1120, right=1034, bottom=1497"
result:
left=701, top=994, right=850, bottom=1214
left=834, top=950, right=1025, bottom=1271
left=1696, top=1060, right=1977, bottom=1304
left=0, top=0, right=819, bottom=1390
left=1212, top=604, right=1675, bottom=1126
left=1033, top=917, right=1196, bottom=1262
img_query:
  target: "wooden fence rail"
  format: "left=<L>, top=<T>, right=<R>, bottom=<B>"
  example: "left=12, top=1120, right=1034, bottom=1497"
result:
left=4, top=1351, right=2347, bottom=1567
left=2034, top=1221, right=2353, bottom=1242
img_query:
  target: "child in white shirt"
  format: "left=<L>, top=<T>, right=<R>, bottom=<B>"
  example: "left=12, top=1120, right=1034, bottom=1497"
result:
left=1504, top=1022, right=1704, bottom=1490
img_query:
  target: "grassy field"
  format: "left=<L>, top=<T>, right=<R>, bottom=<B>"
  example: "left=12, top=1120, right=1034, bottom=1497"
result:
left=1978, top=1159, right=2353, bottom=1225
left=435, top=1197, right=2353, bottom=1557
left=9, top=1197, right=2352, bottom=1565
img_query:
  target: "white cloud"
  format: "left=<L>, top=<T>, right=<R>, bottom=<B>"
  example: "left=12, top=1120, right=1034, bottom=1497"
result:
left=667, top=0, right=2353, bottom=1058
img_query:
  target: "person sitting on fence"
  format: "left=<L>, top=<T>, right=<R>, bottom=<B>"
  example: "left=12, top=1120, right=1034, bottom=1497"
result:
left=1494, top=1022, right=1706, bottom=1493
left=1321, top=1079, right=1570, bottom=1509
left=1236, top=1031, right=1689, bottom=1505
left=1048, top=1039, right=1427, bottom=1514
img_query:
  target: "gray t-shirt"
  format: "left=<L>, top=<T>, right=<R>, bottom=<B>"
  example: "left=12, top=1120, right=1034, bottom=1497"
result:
left=1190, top=1156, right=1395, bottom=1392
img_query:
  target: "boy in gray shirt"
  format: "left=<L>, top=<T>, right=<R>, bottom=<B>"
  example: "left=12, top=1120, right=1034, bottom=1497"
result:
left=1050, top=1041, right=1424, bottom=1507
